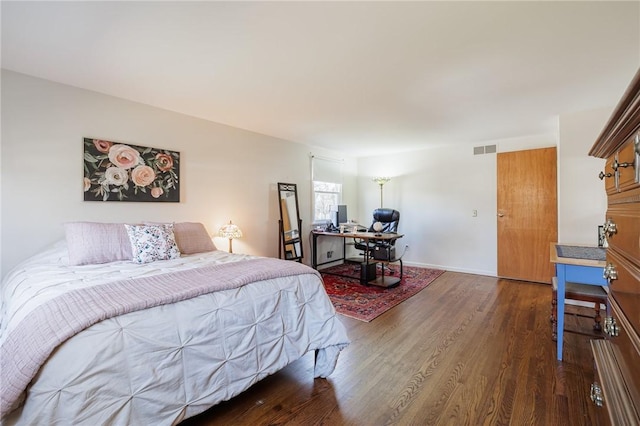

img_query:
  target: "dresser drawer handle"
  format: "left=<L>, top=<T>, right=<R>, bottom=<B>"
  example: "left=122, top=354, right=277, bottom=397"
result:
left=598, top=171, right=613, bottom=180
left=603, top=263, right=618, bottom=282
left=604, top=317, right=620, bottom=337
left=612, top=159, right=634, bottom=171
left=590, top=382, right=604, bottom=407
left=603, top=219, right=617, bottom=237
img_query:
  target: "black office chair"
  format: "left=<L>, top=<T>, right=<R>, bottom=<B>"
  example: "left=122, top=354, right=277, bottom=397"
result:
left=354, top=208, right=404, bottom=278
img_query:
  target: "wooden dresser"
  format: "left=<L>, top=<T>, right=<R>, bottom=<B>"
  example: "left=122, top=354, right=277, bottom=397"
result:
left=589, top=67, right=640, bottom=424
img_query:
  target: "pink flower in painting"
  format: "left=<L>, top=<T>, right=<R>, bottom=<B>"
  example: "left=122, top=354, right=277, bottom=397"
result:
left=131, top=165, right=156, bottom=187
left=151, top=187, right=164, bottom=198
left=93, top=139, right=113, bottom=153
left=104, top=166, right=128, bottom=186
left=108, top=144, right=141, bottom=169
left=84, top=177, right=91, bottom=191
left=155, top=153, right=174, bottom=172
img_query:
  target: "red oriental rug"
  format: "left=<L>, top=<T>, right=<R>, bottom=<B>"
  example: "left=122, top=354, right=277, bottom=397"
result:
left=320, top=263, right=445, bottom=322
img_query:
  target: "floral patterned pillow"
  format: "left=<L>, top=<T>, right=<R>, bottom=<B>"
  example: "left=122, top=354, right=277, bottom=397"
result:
left=124, top=223, right=181, bottom=264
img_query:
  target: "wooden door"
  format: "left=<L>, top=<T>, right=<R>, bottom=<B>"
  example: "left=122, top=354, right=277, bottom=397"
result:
left=497, top=147, right=557, bottom=283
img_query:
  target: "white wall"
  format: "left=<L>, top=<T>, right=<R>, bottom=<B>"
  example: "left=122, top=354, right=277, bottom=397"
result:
left=355, top=126, right=605, bottom=277
left=0, top=70, right=616, bottom=279
left=0, top=71, right=357, bottom=278
left=557, top=108, right=611, bottom=244
left=357, top=143, right=499, bottom=275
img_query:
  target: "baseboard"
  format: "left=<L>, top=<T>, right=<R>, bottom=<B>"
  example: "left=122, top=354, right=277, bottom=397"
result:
left=403, top=261, right=496, bottom=278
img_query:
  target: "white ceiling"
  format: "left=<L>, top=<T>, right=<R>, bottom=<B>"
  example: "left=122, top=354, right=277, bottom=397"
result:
left=2, top=1, right=639, bottom=157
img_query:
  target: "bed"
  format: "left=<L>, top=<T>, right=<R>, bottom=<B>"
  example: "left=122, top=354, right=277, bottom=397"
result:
left=0, top=222, right=349, bottom=425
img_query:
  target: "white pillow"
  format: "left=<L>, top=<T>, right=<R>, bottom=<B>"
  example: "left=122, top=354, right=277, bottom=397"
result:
left=124, top=223, right=181, bottom=264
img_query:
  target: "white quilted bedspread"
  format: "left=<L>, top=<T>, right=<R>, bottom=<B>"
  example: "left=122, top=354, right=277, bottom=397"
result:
left=0, top=242, right=349, bottom=425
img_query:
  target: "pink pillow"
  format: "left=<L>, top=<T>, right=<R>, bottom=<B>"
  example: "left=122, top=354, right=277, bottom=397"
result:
left=64, top=222, right=133, bottom=265
left=173, top=222, right=217, bottom=254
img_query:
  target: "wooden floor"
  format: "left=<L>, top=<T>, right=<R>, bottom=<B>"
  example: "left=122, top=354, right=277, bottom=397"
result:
left=182, top=271, right=607, bottom=426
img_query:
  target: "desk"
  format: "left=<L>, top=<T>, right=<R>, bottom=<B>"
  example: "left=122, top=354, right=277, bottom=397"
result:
left=550, top=243, right=606, bottom=361
left=311, top=230, right=404, bottom=287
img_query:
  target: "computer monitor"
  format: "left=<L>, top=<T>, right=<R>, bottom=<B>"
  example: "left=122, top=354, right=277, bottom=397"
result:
left=332, top=205, right=348, bottom=227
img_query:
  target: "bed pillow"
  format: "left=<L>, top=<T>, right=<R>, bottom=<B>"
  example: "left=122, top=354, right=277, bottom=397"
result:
left=65, top=222, right=133, bottom=266
left=173, top=222, right=217, bottom=254
left=125, top=223, right=181, bottom=264
left=144, top=222, right=216, bottom=254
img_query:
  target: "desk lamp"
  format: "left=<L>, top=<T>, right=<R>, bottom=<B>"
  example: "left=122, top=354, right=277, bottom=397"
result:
left=373, top=221, right=384, bottom=236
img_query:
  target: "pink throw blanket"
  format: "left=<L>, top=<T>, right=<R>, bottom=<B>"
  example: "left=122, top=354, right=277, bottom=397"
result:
left=0, top=257, right=320, bottom=417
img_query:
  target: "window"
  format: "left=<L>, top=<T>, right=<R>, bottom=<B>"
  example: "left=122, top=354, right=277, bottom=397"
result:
left=313, top=181, right=342, bottom=223
left=311, top=156, right=343, bottom=224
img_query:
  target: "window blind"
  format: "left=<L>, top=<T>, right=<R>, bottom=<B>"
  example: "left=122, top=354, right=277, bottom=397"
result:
left=311, top=155, right=343, bottom=184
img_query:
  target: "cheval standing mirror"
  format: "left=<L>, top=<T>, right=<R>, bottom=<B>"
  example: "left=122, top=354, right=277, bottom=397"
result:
left=277, top=182, right=303, bottom=261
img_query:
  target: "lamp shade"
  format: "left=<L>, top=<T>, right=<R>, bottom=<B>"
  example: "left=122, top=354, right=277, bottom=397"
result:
left=218, top=221, right=242, bottom=253
left=218, top=221, right=243, bottom=239
left=372, top=177, right=391, bottom=208
left=372, top=176, right=391, bottom=186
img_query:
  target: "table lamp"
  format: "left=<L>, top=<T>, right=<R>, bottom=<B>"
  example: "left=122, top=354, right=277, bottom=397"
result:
left=218, top=220, right=243, bottom=253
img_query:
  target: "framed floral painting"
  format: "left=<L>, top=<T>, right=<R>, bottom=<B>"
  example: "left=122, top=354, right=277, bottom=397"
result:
left=83, top=138, right=180, bottom=202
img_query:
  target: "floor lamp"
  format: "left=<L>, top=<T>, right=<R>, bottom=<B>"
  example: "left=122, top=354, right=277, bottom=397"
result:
left=372, top=177, right=391, bottom=208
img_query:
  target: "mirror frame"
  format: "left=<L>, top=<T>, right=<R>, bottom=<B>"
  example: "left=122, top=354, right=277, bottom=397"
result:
left=277, top=182, right=303, bottom=261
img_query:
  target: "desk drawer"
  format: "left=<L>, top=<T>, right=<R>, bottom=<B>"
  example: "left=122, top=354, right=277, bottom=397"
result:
left=560, top=263, right=607, bottom=286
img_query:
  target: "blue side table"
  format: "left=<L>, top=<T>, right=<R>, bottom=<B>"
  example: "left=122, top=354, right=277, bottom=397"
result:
left=550, top=243, right=607, bottom=361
